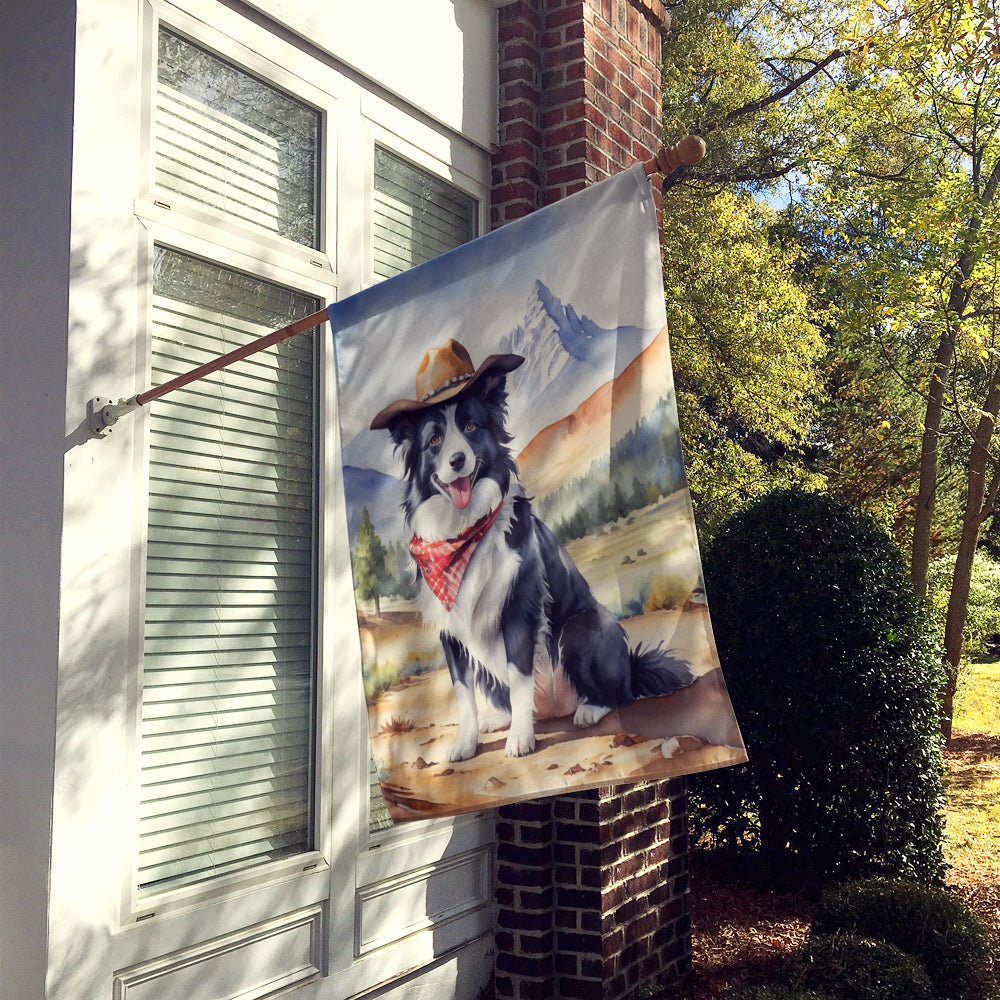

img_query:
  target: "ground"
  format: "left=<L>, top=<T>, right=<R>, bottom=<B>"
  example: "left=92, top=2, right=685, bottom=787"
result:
left=657, top=729, right=1000, bottom=999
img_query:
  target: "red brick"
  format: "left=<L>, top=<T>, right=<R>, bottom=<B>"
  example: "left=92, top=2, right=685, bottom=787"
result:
left=545, top=119, right=589, bottom=146
left=542, top=39, right=586, bottom=69
left=520, top=886, right=554, bottom=910
left=502, top=120, right=543, bottom=145
left=498, top=906, right=551, bottom=931
left=502, top=40, right=538, bottom=63
left=504, top=79, right=541, bottom=104
left=546, top=163, right=589, bottom=186
left=496, top=952, right=551, bottom=978
left=493, top=139, right=541, bottom=165
left=560, top=979, right=604, bottom=1000
left=547, top=3, right=588, bottom=29
left=499, top=99, right=540, bottom=124
left=520, top=930, right=555, bottom=954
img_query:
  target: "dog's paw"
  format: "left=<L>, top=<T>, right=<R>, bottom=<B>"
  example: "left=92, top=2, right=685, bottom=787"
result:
left=505, top=730, right=536, bottom=757
left=573, top=703, right=612, bottom=728
left=447, top=734, right=479, bottom=762
left=479, top=710, right=513, bottom=733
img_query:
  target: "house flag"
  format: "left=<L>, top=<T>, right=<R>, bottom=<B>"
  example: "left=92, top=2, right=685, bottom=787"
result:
left=330, top=164, right=746, bottom=822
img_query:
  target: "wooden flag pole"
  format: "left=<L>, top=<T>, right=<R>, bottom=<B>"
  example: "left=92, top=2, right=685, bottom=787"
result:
left=642, top=134, right=706, bottom=177
left=88, top=136, right=705, bottom=437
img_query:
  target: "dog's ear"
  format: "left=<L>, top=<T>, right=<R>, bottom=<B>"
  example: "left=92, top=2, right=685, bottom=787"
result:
left=479, top=372, right=513, bottom=420
left=387, top=415, right=416, bottom=459
left=479, top=372, right=509, bottom=408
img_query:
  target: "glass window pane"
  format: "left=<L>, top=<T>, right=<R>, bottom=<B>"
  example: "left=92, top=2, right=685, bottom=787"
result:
left=156, top=28, right=320, bottom=248
left=138, top=246, right=318, bottom=895
left=372, top=146, right=477, bottom=280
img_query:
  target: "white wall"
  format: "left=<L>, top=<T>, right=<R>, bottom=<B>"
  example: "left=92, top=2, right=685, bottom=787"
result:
left=244, top=0, right=498, bottom=151
left=0, top=0, right=76, bottom=994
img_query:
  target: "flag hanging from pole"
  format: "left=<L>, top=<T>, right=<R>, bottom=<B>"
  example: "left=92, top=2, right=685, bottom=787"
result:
left=330, top=165, right=746, bottom=822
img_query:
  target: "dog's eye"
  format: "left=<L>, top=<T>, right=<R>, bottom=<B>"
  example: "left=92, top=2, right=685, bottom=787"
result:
left=465, top=420, right=477, bottom=432
left=430, top=434, right=442, bottom=447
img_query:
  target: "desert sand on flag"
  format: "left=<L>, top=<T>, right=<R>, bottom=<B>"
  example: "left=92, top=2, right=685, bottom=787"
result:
left=329, top=164, right=746, bottom=823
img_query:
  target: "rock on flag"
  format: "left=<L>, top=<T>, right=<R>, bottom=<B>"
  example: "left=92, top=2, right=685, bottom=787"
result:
left=329, top=165, right=746, bottom=822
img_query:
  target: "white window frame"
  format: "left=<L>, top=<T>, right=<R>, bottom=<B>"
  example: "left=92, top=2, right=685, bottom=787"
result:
left=123, top=0, right=340, bottom=932
left=112, top=1, right=497, bottom=991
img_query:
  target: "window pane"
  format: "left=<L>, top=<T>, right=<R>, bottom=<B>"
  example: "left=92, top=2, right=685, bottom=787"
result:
left=372, top=146, right=477, bottom=280
left=368, top=149, right=478, bottom=833
left=139, top=247, right=318, bottom=895
left=156, top=28, right=320, bottom=248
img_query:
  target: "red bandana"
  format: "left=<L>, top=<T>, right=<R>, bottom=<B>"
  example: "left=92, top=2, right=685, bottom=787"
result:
left=409, top=503, right=503, bottom=610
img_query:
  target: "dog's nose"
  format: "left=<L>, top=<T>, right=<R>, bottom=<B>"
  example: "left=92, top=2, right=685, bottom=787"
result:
left=449, top=452, right=466, bottom=472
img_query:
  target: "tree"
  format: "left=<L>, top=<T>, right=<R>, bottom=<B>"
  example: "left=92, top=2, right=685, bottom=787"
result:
left=352, top=507, right=389, bottom=615
left=800, top=0, right=1000, bottom=735
left=661, top=0, right=853, bottom=196
left=660, top=0, right=1000, bottom=735
left=662, top=187, right=827, bottom=536
left=658, top=1, right=852, bottom=537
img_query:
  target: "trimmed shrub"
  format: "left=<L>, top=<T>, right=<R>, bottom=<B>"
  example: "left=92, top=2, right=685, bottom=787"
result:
left=691, top=489, right=946, bottom=882
left=792, top=933, right=934, bottom=1000
left=812, top=878, right=988, bottom=999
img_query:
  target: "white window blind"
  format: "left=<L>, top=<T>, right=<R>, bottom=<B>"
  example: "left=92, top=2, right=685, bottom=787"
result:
left=372, top=146, right=477, bottom=280
left=367, top=149, right=478, bottom=833
left=156, top=27, right=320, bottom=248
left=138, top=247, right=318, bottom=895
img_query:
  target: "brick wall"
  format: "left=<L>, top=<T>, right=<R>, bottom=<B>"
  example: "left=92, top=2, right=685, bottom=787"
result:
left=492, top=0, right=668, bottom=227
left=490, top=3, right=691, bottom=998
left=494, top=782, right=691, bottom=1000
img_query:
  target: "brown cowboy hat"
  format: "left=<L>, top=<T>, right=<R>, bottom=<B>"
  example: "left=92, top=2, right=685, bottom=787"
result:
left=370, top=339, right=524, bottom=430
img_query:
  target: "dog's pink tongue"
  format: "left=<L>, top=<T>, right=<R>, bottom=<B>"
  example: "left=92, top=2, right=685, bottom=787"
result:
left=448, top=476, right=473, bottom=509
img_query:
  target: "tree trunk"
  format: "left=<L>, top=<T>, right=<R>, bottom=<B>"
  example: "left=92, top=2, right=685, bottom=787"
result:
left=911, top=160, right=1000, bottom=595
left=910, top=328, right=955, bottom=597
left=940, top=375, right=1000, bottom=740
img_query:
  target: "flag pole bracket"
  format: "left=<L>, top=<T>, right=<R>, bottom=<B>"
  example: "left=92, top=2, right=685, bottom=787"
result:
left=88, top=395, right=140, bottom=438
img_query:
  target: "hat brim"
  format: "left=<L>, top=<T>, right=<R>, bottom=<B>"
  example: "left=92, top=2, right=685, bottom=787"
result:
left=370, top=353, right=524, bottom=430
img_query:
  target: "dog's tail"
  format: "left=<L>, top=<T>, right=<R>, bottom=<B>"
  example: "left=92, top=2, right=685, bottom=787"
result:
left=629, top=643, right=696, bottom=699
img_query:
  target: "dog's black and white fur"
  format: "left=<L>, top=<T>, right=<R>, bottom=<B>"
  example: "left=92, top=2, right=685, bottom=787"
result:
left=384, top=371, right=695, bottom=761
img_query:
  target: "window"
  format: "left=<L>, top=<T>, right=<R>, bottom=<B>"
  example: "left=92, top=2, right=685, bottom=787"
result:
left=139, top=248, right=318, bottom=895
left=136, top=26, right=323, bottom=898
left=366, top=146, right=479, bottom=833
left=372, top=145, right=477, bottom=280
left=120, top=9, right=494, bottom=990
left=155, top=28, right=320, bottom=247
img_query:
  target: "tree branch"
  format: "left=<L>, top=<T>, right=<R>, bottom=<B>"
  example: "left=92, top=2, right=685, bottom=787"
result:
left=703, top=49, right=848, bottom=133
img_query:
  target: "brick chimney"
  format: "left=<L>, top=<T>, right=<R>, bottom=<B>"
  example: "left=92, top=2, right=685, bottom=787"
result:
left=490, top=4, right=692, bottom=998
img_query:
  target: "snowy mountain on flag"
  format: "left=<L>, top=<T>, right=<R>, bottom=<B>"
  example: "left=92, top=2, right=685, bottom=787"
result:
left=499, top=280, right=650, bottom=446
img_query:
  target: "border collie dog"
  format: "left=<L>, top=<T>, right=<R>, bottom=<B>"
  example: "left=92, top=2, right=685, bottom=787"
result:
left=370, top=339, right=695, bottom=761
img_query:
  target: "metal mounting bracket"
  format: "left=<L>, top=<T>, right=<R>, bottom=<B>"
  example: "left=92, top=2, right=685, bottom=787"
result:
left=88, top=396, right=140, bottom=438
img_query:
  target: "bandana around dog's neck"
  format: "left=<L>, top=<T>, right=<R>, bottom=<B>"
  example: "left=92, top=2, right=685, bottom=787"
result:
left=409, top=503, right=503, bottom=610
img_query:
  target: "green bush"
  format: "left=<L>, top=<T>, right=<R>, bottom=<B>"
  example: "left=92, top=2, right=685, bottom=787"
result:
left=811, top=878, right=988, bottom=999
left=692, top=488, right=946, bottom=882
left=792, top=933, right=934, bottom=1000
